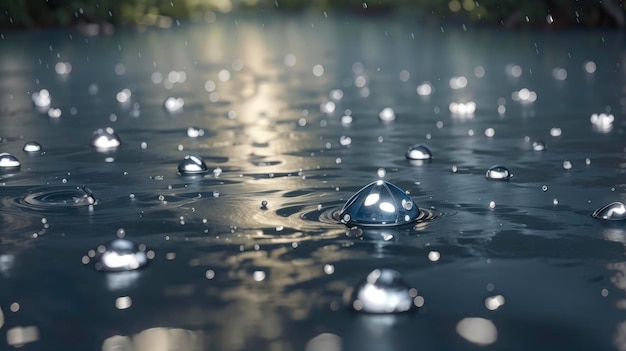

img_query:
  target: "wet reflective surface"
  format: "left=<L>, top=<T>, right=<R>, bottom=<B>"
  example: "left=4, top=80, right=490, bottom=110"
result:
left=1, top=13, right=626, bottom=351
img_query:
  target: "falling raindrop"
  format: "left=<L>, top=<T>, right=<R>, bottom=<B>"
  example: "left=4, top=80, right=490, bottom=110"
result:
left=378, top=107, right=396, bottom=122
left=562, top=160, right=572, bottom=170
left=177, top=155, right=208, bottom=175
left=0, top=153, right=20, bottom=170
left=485, top=166, right=512, bottom=180
left=592, top=202, right=626, bottom=221
left=23, top=141, right=42, bottom=153
left=90, top=127, right=121, bottom=150
left=532, top=141, right=546, bottom=152
left=350, top=269, right=420, bottom=313
left=93, top=238, right=149, bottom=272
left=405, top=144, right=432, bottom=161
left=339, top=180, right=420, bottom=227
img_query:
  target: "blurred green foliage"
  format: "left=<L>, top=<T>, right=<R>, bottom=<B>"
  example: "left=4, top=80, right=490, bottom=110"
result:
left=0, top=0, right=624, bottom=28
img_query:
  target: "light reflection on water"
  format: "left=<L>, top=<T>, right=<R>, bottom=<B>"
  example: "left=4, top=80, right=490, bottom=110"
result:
left=0, top=12, right=625, bottom=350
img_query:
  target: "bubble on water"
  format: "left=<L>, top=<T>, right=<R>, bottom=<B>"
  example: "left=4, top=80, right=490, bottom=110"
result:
left=377, top=168, right=386, bottom=178
left=186, top=126, right=205, bottom=138
left=177, top=155, right=208, bottom=175
left=32, top=89, right=51, bottom=108
left=0, top=153, right=20, bottom=170
left=164, top=97, right=184, bottom=112
left=90, top=127, right=121, bottom=150
left=562, top=160, right=572, bottom=170
left=486, top=166, right=512, bottom=180
left=339, top=180, right=420, bottom=227
left=350, top=269, right=419, bottom=313
left=532, top=141, right=546, bottom=152
left=93, top=238, right=148, bottom=272
left=405, top=144, right=432, bottom=160
left=550, top=127, right=562, bottom=137
left=592, top=202, right=626, bottom=221
left=542, top=185, right=548, bottom=192
left=23, top=142, right=42, bottom=153
left=378, top=107, right=396, bottom=122
left=416, top=82, right=432, bottom=96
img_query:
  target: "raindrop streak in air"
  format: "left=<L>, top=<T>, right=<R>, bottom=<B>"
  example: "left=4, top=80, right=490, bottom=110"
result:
left=532, top=141, right=546, bottom=152
left=485, top=166, right=512, bottom=180
left=178, top=155, right=208, bottom=175
left=0, top=153, right=20, bottom=170
left=23, top=142, right=42, bottom=153
left=90, top=127, right=121, bottom=150
left=339, top=180, right=419, bottom=227
left=591, top=202, right=626, bottom=221
left=350, top=269, right=420, bottom=313
left=94, top=238, right=148, bottom=272
left=405, top=145, right=432, bottom=161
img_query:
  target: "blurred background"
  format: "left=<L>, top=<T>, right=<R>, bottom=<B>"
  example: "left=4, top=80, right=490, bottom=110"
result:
left=1, top=0, right=625, bottom=29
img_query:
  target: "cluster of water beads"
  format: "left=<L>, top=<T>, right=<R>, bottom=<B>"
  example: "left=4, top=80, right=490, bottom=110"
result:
left=485, top=166, right=512, bottom=180
left=339, top=180, right=419, bottom=227
left=31, top=89, right=51, bottom=108
left=449, top=101, right=476, bottom=116
left=350, top=269, right=421, bottom=313
left=23, top=142, right=42, bottom=153
left=511, top=88, right=538, bottom=103
left=405, top=145, right=432, bottom=161
left=532, top=141, right=547, bottom=152
left=0, top=153, right=20, bottom=170
left=178, top=155, right=208, bottom=175
left=592, top=202, right=626, bottom=221
left=164, top=97, right=184, bottom=112
left=90, top=127, right=121, bottom=150
left=590, top=113, right=614, bottom=132
left=89, top=237, right=150, bottom=272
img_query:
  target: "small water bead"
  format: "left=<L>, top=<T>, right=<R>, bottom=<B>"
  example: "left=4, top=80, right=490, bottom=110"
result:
left=592, top=202, right=626, bottom=221
left=93, top=238, right=148, bottom=272
left=553, top=198, right=559, bottom=205
left=186, top=126, right=205, bottom=138
left=562, top=160, right=572, bottom=170
left=23, top=141, right=42, bottom=153
left=489, top=201, right=496, bottom=209
left=339, top=136, right=352, bottom=146
left=90, top=127, right=121, bottom=150
left=339, top=180, right=420, bottom=227
left=416, top=82, right=432, bottom=96
left=405, top=144, right=432, bottom=160
left=377, top=168, right=386, bottom=178
left=177, top=155, right=208, bottom=175
left=164, top=97, right=184, bottom=112
left=550, top=127, right=562, bottom=137
left=485, top=166, right=512, bottom=180
left=0, top=153, right=21, bottom=170
left=586, top=158, right=591, bottom=165
left=542, top=185, right=548, bottom=192
left=32, top=89, right=51, bottom=108
left=378, top=107, right=396, bottom=122
left=532, top=141, right=546, bottom=152
left=350, top=269, right=419, bottom=313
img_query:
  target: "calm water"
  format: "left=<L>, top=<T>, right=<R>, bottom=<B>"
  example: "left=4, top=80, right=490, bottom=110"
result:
left=1, top=12, right=626, bottom=350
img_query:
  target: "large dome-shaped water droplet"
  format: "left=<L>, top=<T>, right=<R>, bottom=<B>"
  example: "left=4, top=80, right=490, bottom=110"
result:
left=23, top=142, right=42, bottom=153
left=0, top=153, right=20, bottom=170
left=592, top=202, right=626, bottom=221
left=339, top=180, right=419, bottom=227
left=178, top=155, right=208, bottom=175
left=486, top=165, right=512, bottom=180
left=90, top=127, right=121, bottom=150
left=94, top=238, right=148, bottom=272
left=350, top=269, right=419, bottom=313
left=405, top=144, right=432, bottom=160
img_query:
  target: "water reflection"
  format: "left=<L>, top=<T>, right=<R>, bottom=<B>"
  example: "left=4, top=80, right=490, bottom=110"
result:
left=102, top=328, right=204, bottom=351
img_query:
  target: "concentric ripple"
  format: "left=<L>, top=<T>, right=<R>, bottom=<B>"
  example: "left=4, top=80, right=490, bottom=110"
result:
left=20, top=186, right=98, bottom=210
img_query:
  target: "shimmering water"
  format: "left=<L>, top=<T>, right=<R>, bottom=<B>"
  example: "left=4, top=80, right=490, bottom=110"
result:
left=1, top=13, right=626, bottom=350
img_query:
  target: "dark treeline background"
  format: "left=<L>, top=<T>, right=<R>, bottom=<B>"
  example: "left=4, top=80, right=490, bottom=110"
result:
left=1, top=0, right=625, bottom=29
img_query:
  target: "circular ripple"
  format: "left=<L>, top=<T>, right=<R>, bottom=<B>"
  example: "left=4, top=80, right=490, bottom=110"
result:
left=20, top=187, right=98, bottom=210
left=304, top=206, right=441, bottom=226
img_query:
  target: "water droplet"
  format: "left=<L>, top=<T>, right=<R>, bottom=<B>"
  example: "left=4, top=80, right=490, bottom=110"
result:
left=592, top=202, right=626, bottom=221
left=489, top=201, right=496, bottom=209
left=585, top=158, right=591, bottom=165
left=552, top=198, right=559, bottom=205
left=550, top=127, right=562, bottom=137
left=350, top=269, right=419, bottom=313
left=378, top=107, right=396, bottom=122
left=23, top=142, right=42, bottom=153
left=416, top=82, right=432, bottom=96
left=339, top=136, right=352, bottom=146
left=261, top=200, right=268, bottom=209
left=90, top=127, right=121, bottom=150
left=485, top=166, right=512, bottom=180
left=164, top=97, right=184, bottom=112
left=186, top=126, right=205, bottom=138
left=377, top=168, right=386, bottom=178
left=0, top=153, right=20, bottom=170
left=32, top=89, right=51, bottom=108
left=339, top=180, right=420, bottom=227
left=542, top=185, right=548, bottom=192
left=177, top=155, right=208, bottom=175
left=562, top=160, right=572, bottom=170
left=93, top=238, right=148, bottom=272
left=213, top=167, right=223, bottom=177
left=532, top=141, right=546, bottom=152
left=405, top=144, right=432, bottom=160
